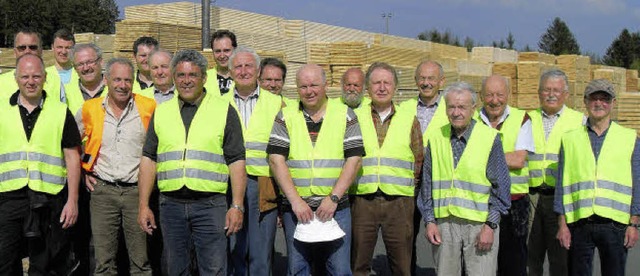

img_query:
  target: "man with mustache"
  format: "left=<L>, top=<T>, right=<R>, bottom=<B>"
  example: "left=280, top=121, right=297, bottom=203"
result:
left=477, top=75, right=534, bottom=276
left=399, top=60, right=449, bottom=274
left=340, top=67, right=367, bottom=109
left=418, top=81, right=511, bottom=276
left=141, top=49, right=175, bottom=104
left=132, top=37, right=159, bottom=96
left=555, top=79, right=639, bottom=275
left=76, top=58, right=155, bottom=275
left=527, top=69, right=585, bottom=276
left=65, top=43, right=105, bottom=115
left=205, top=29, right=237, bottom=96
left=350, top=62, right=423, bottom=276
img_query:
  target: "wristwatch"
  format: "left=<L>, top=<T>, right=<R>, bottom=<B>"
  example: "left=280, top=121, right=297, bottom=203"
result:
left=330, top=194, right=340, bottom=203
left=484, top=221, right=498, bottom=230
left=230, top=204, right=245, bottom=213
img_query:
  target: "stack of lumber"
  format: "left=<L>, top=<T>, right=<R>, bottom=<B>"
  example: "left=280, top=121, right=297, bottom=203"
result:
left=616, top=92, right=640, bottom=134
left=114, top=20, right=201, bottom=52
left=307, top=42, right=330, bottom=64
left=555, top=55, right=590, bottom=111
left=303, top=21, right=373, bottom=43
left=519, top=52, right=556, bottom=64
left=282, top=20, right=305, bottom=39
left=396, top=65, right=417, bottom=90
left=431, top=43, right=468, bottom=60
left=373, top=34, right=433, bottom=52
left=492, top=63, right=518, bottom=99
left=627, top=70, right=639, bottom=92
left=214, top=7, right=282, bottom=37
left=366, top=44, right=430, bottom=67
left=471, top=47, right=518, bottom=63
left=329, top=42, right=366, bottom=65
left=515, top=61, right=556, bottom=110
left=457, top=60, right=492, bottom=76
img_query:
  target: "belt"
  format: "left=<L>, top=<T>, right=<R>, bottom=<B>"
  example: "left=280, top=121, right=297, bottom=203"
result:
left=94, top=175, right=137, bottom=187
left=529, top=186, right=554, bottom=196
left=571, top=215, right=622, bottom=227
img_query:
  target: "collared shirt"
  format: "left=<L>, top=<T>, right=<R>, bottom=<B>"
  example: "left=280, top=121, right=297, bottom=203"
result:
left=153, top=85, right=175, bottom=104
left=75, top=95, right=145, bottom=183
left=58, top=68, right=73, bottom=85
left=479, top=105, right=535, bottom=152
left=79, top=82, right=106, bottom=101
left=417, top=93, right=441, bottom=133
left=370, top=104, right=424, bottom=186
left=541, top=105, right=566, bottom=140
left=554, top=121, right=640, bottom=216
left=10, top=91, right=81, bottom=149
left=233, top=85, right=260, bottom=127
left=417, top=120, right=512, bottom=224
left=136, top=70, right=153, bottom=90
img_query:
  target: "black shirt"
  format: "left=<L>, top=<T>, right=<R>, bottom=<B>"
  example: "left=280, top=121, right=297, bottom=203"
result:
left=10, top=91, right=81, bottom=149
left=217, top=74, right=233, bottom=95
left=137, top=70, right=153, bottom=90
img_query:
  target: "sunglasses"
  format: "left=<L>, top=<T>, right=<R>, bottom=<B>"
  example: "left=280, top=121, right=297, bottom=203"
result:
left=16, top=45, right=39, bottom=51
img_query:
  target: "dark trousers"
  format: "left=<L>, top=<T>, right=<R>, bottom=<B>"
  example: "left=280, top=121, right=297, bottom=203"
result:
left=568, top=219, right=628, bottom=276
left=497, top=196, right=530, bottom=276
left=0, top=188, right=75, bottom=276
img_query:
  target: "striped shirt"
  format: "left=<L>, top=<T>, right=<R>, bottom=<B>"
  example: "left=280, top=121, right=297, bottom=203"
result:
left=417, top=93, right=442, bottom=133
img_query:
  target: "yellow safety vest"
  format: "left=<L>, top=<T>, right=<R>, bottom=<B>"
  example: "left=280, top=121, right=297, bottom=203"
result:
left=284, top=98, right=347, bottom=196
left=137, top=86, right=155, bottom=99
left=431, top=122, right=497, bottom=222
left=528, top=107, right=583, bottom=187
left=203, top=68, right=224, bottom=97
left=0, top=98, right=68, bottom=194
left=399, top=97, right=448, bottom=146
left=561, top=123, right=636, bottom=224
left=155, top=93, right=230, bottom=193
left=222, top=88, right=282, bottom=176
left=475, top=108, right=530, bottom=194
left=353, top=102, right=415, bottom=196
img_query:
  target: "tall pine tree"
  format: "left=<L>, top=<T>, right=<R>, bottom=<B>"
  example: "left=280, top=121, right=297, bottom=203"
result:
left=538, top=17, right=581, bottom=55
left=603, top=29, right=636, bottom=68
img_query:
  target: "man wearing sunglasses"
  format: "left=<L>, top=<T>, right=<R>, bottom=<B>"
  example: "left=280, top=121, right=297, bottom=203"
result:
left=0, top=29, right=66, bottom=103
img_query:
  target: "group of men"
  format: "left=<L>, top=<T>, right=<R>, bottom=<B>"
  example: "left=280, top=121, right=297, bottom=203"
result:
left=0, top=27, right=637, bottom=276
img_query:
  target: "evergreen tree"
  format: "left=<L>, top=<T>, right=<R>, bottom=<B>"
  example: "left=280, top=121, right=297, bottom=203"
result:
left=603, top=29, right=636, bottom=68
left=506, top=31, right=515, bottom=50
left=538, top=17, right=580, bottom=55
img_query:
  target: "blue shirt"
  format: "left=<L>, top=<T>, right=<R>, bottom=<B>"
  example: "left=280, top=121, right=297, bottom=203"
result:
left=417, top=120, right=512, bottom=224
left=554, top=121, right=640, bottom=216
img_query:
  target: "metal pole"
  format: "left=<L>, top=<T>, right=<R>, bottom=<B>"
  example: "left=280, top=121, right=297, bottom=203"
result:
left=382, top=12, right=392, bottom=34
left=202, top=0, right=211, bottom=50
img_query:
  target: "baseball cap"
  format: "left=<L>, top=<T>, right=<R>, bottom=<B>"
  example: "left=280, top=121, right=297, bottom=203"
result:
left=584, top=79, right=615, bottom=98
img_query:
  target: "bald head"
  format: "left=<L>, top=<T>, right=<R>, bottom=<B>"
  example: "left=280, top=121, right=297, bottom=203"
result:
left=296, top=64, right=327, bottom=110
left=15, top=54, right=46, bottom=100
left=481, top=75, right=510, bottom=120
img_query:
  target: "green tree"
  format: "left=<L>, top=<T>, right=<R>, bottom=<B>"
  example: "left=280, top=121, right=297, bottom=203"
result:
left=603, top=29, right=636, bottom=68
left=538, top=17, right=581, bottom=55
left=0, top=0, right=118, bottom=48
left=506, top=31, right=515, bottom=50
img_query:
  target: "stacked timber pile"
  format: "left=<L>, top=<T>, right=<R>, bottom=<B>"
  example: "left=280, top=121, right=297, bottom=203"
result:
left=471, top=47, right=518, bottom=63
left=627, top=70, right=639, bottom=92
left=617, top=93, right=640, bottom=134
left=555, top=55, right=590, bottom=112
left=492, top=63, right=518, bottom=106
left=114, top=20, right=201, bottom=53
left=75, top=32, right=116, bottom=61
left=515, top=53, right=557, bottom=110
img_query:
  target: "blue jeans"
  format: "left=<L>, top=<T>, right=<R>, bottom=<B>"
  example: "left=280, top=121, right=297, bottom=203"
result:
left=159, top=194, right=227, bottom=276
left=229, top=176, right=278, bottom=276
left=283, top=206, right=352, bottom=276
left=568, top=219, right=628, bottom=276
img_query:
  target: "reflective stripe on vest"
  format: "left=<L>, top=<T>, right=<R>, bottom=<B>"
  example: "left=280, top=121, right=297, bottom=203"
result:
left=431, top=122, right=497, bottom=222
left=353, top=102, right=415, bottom=196
left=0, top=99, right=68, bottom=194
left=223, top=89, right=282, bottom=176
left=528, top=107, right=583, bottom=188
left=561, top=123, right=635, bottom=224
left=155, top=93, right=230, bottom=193
left=80, top=94, right=155, bottom=172
left=284, top=98, right=347, bottom=196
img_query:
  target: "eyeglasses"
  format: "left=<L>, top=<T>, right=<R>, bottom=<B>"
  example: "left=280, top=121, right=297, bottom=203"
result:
left=541, top=88, right=566, bottom=95
left=15, top=45, right=39, bottom=51
left=74, top=58, right=101, bottom=68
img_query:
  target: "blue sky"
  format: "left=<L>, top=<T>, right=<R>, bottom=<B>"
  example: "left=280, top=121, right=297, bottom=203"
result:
left=116, top=0, right=640, bottom=57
